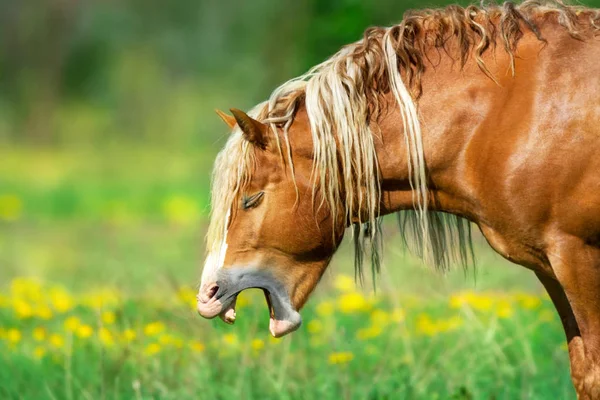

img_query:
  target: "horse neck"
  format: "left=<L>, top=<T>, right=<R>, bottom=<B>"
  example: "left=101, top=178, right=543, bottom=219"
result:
left=375, top=36, right=535, bottom=222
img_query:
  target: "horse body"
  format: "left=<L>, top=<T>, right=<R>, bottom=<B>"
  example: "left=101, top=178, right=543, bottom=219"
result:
left=198, top=3, right=600, bottom=397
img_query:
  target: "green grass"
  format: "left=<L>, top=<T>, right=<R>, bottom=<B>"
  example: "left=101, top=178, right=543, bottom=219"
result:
left=0, top=147, right=575, bottom=399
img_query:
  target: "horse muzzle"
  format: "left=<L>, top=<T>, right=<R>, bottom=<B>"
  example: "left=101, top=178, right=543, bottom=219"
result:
left=197, top=268, right=302, bottom=338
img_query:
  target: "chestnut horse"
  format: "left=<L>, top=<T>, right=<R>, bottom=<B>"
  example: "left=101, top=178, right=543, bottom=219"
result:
left=197, top=1, right=600, bottom=397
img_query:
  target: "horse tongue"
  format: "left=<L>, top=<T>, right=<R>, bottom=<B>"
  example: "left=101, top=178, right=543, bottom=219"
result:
left=219, top=296, right=237, bottom=324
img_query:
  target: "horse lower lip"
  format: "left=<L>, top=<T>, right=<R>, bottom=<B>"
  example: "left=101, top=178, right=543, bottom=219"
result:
left=197, top=296, right=223, bottom=319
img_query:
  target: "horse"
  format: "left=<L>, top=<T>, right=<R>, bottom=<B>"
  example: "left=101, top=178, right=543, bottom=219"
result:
left=196, top=1, right=600, bottom=397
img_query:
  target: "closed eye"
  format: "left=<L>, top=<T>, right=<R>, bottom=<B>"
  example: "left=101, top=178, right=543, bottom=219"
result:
left=242, top=191, right=264, bottom=210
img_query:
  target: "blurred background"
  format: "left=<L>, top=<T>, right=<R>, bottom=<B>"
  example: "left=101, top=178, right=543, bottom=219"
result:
left=1, top=0, right=598, bottom=398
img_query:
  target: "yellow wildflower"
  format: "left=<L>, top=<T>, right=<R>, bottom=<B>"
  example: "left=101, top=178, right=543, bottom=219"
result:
left=0, top=194, right=22, bottom=221
left=33, top=346, right=46, bottom=359
left=49, top=287, right=73, bottom=313
left=222, top=333, right=238, bottom=346
left=7, top=328, right=21, bottom=344
left=190, top=341, right=205, bottom=353
left=102, top=311, right=116, bottom=325
left=307, top=320, right=323, bottom=334
left=333, top=274, right=355, bottom=292
left=82, top=288, right=121, bottom=310
left=159, top=334, right=175, bottom=345
left=49, top=334, right=64, bottom=348
left=144, top=321, right=165, bottom=336
left=34, top=305, right=53, bottom=320
left=76, top=325, right=93, bottom=339
left=470, top=295, right=493, bottom=311
left=123, top=329, right=136, bottom=342
left=145, top=343, right=161, bottom=356
left=32, top=327, right=46, bottom=341
left=496, top=301, right=513, bottom=319
left=13, top=299, right=33, bottom=319
left=64, top=316, right=81, bottom=332
left=518, top=294, right=542, bottom=310
left=316, top=301, right=335, bottom=317
left=338, top=292, right=371, bottom=314
left=416, top=314, right=437, bottom=336
left=177, top=287, right=197, bottom=310
left=391, top=308, right=406, bottom=323
left=328, top=351, right=354, bottom=365
left=357, top=325, right=383, bottom=340
left=251, top=339, right=264, bottom=351
left=99, top=328, right=114, bottom=346
left=370, top=309, right=390, bottom=326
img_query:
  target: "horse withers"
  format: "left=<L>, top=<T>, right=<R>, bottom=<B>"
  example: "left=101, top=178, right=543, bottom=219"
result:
left=197, top=2, right=600, bottom=398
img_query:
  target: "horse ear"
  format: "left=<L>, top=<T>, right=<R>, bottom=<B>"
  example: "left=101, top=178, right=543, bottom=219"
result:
left=230, top=108, right=268, bottom=148
left=215, top=109, right=237, bottom=129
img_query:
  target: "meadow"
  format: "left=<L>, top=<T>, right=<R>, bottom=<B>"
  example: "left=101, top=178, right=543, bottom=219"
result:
left=0, top=147, right=574, bottom=399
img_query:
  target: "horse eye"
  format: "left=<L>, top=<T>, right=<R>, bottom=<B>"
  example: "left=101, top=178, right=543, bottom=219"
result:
left=242, top=192, right=264, bottom=210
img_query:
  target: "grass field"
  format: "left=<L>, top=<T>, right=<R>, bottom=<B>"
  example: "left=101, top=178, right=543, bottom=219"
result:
left=0, top=148, right=574, bottom=399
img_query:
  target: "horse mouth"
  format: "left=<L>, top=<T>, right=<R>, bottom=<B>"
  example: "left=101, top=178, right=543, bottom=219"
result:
left=197, top=268, right=302, bottom=338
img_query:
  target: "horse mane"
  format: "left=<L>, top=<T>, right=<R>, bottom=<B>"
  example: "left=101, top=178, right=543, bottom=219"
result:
left=207, top=1, right=600, bottom=282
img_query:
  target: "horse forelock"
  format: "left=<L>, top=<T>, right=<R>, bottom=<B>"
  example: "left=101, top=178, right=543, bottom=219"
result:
left=207, top=1, right=598, bottom=280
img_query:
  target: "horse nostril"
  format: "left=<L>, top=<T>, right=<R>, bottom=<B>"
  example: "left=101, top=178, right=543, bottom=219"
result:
left=199, top=283, right=219, bottom=303
left=207, top=284, right=219, bottom=299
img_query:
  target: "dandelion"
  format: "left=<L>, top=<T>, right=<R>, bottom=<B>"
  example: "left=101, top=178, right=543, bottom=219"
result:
left=316, top=300, right=335, bottom=317
left=76, top=325, right=93, bottom=339
left=357, top=325, right=383, bottom=340
left=13, top=300, right=33, bottom=319
left=251, top=339, right=264, bottom=351
left=370, top=309, right=390, bottom=326
left=518, top=294, right=542, bottom=310
left=34, top=305, right=53, bottom=320
left=99, top=328, right=114, bottom=346
left=33, top=327, right=46, bottom=341
left=307, top=320, right=323, bottom=334
left=391, top=308, right=406, bottom=323
left=158, top=334, right=175, bottom=346
left=49, top=287, right=73, bottom=313
left=328, top=351, right=354, bottom=365
left=416, top=314, right=438, bottom=337
left=82, top=288, right=121, bottom=310
left=338, top=292, right=371, bottom=314
left=102, top=311, right=116, bottom=325
left=122, top=329, right=136, bottom=342
left=64, top=316, right=81, bottom=332
left=177, top=287, right=197, bottom=310
left=470, top=295, right=493, bottom=311
left=190, top=341, right=205, bottom=353
left=144, top=321, right=165, bottom=336
left=145, top=343, right=161, bottom=356
left=0, top=194, right=23, bottom=221
left=222, top=333, right=238, bottom=346
left=496, top=301, right=513, bottom=319
left=333, top=275, right=355, bottom=292
left=7, top=328, right=21, bottom=344
left=49, top=334, right=64, bottom=349
left=33, top=346, right=46, bottom=359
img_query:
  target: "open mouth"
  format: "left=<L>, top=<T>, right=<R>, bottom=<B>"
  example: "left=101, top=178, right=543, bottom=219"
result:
left=197, top=268, right=302, bottom=338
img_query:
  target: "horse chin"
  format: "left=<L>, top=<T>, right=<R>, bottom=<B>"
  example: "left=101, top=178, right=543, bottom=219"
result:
left=263, top=289, right=302, bottom=338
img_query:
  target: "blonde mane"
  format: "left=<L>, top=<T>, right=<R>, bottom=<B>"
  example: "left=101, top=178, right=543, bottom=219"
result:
left=207, top=1, right=599, bottom=279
